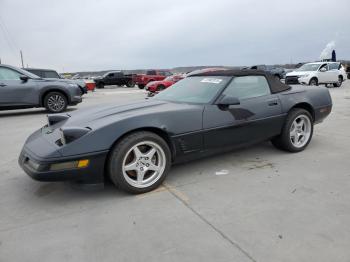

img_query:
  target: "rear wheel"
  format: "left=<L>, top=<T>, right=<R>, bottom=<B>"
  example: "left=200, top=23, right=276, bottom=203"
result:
left=126, top=80, right=135, bottom=88
left=108, top=131, right=171, bottom=194
left=333, top=76, right=343, bottom=87
left=274, top=75, right=281, bottom=81
left=44, top=92, right=68, bottom=113
left=309, top=78, right=318, bottom=86
left=271, top=108, right=313, bottom=152
left=138, top=84, right=145, bottom=89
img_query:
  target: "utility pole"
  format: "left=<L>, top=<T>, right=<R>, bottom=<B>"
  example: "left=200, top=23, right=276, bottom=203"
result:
left=20, top=50, right=24, bottom=68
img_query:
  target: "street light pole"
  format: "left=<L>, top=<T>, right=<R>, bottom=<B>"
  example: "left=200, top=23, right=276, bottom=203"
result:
left=20, top=50, right=24, bottom=68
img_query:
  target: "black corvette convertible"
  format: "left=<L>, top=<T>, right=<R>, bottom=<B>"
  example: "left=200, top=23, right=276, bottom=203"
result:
left=19, top=70, right=332, bottom=193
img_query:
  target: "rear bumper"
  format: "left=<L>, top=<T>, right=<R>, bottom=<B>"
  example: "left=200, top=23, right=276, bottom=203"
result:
left=19, top=147, right=108, bottom=184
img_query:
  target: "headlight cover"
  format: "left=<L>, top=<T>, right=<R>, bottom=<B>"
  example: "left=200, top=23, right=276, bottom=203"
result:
left=59, top=127, right=91, bottom=145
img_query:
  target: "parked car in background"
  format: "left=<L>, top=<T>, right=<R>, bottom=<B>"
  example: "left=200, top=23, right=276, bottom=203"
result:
left=285, top=62, right=345, bottom=87
left=0, top=64, right=83, bottom=113
left=146, top=74, right=184, bottom=96
left=19, top=69, right=332, bottom=194
left=25, top=68, right=89, bottom=94
left=250, top=65, right=285, bottom=80
left=133, top=70, right=172, bottom=89
left=94, top=71, right=135, bottom=89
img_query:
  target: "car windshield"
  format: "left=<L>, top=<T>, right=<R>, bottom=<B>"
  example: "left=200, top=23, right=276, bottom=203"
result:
left=20, top=68, right=41, bottom=79
left=296, top=64, right=320, bottom=72
left=154, top=76, right=231, bottom=104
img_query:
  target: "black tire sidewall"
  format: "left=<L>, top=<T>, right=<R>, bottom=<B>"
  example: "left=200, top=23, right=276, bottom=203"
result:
left=108, top=131, right=171, bottom=194
left=44, top=92, right=68, bottom=113
left=309, top=78, right=318, bottom=86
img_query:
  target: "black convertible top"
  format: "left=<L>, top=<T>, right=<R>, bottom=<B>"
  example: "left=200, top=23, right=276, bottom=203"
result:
left=188, top=69, right=291, bottom=94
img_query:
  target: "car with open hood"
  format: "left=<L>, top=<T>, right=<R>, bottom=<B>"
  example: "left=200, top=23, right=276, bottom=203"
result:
left=19, top=70, right=332, bottom=194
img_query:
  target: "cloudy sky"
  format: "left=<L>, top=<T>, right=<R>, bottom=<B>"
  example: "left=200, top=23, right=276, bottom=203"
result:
left=0, top=0, right=349, bottom=72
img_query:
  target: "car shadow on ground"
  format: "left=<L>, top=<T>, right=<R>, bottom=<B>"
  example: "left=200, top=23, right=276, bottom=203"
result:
left=25, top=141, right=286, bottom=205
left=0, top=107, right=77, bottom=118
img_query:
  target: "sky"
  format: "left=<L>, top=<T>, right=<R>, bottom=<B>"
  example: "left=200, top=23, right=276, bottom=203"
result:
left=0, top=0, right=349, bottom=72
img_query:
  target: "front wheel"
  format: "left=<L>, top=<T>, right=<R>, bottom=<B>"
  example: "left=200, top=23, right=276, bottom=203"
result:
left=126, top=80, right=135, bottom=88
left=309, top=78, right=318, bottom=86
left=108, top=131, right=171, bottom=194
left=44, top=92, right=68, bottom=113
left=138, top=84, right=145, bottom=89
left=271, top=108, right=313, bottom=152
left=333, top=76, right=343, bottom=87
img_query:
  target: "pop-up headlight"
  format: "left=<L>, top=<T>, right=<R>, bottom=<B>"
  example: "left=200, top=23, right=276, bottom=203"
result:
left=47, top=114, right=70, bottom=126
left=59, top=127, right=91, bottom=145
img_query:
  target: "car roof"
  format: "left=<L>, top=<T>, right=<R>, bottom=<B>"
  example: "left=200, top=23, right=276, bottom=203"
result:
left=24, top=68, right=57, bottom=72
left=188, top=69, right=291, bottom=94
left=306, top=62, right=339, bottom=65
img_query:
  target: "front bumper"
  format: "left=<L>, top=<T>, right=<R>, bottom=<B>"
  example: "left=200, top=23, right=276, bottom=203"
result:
left=19, top=147, right=108, bottom=184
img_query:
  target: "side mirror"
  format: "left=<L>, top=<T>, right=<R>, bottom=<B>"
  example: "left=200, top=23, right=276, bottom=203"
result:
left=217, top=96, right=240, bottom=107
left=319, top=67, right=327, bottom=72
left=20, top=75, right=29, bottom=82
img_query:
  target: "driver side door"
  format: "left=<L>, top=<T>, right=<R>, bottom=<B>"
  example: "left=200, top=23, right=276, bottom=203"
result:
left=203, top=75, right=284, bottom=151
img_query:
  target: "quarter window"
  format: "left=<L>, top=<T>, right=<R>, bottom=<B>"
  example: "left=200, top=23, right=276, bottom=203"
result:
left=0, top=67, right=22, bottom=80
left=222, top=76, right=270, bottom=100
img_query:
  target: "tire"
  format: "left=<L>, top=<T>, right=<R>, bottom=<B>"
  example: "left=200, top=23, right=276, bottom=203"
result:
left=107, top=131, right=171, bottom=194
left=97, top=82, right=104, bottom=89
left=333, top=76, right=343, bottom=88
left=126, top=80, right=135, bottom=88
left=309, top=78, right=318, bottom=86
left=271, top=108, right=313, bottom=153
left=44, top=91, right=68, bottom=113
left=157, top=84, right=166, bottom=91
left=138, top=84, right=145, bottom=89
left=274, top=75, right=281, bottom=81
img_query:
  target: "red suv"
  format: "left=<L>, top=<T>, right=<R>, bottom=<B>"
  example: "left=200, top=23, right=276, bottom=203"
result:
left=146, top=75, right=184, bottom=96
left=133, top=70, right=172, bottom=89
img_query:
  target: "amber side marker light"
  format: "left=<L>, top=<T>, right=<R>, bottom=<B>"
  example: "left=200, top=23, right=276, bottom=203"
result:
left=50, top=159, right=90, bottom=171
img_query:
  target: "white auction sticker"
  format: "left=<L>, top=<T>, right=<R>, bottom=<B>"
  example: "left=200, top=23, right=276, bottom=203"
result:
left=201, top=78, right=223, bottom=84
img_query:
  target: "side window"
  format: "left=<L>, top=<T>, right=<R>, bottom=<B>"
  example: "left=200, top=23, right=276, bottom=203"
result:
left=319, top=64, right=328, bottom=71
left=222, top=76, right=270, bottom=100
left=107, top=73, right=114, bottom=78
left=164, top=71, right=172, bottom=76
left=43, top=71, right=60, bottom=78
left=329, top=63, right=339, bottom=70
left=0, top=67, right=22, bottom=80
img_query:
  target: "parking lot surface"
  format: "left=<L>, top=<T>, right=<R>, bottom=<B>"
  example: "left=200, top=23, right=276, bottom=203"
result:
left=1, top=84, right=350, bottom=262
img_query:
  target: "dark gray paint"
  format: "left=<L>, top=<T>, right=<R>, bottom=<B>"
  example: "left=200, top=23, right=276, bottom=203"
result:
left=0, top=64, right=82, bottom=109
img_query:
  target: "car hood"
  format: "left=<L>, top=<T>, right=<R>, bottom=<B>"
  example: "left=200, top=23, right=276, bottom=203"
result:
left=47, top=78, right=86, bottom=87
left=286, top=71, right=314, bottom=77
left=62, top=99, right=195, bottom=129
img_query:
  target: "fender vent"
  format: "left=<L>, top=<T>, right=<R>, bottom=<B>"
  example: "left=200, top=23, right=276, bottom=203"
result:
left=178, top=138, right=188, bottom=152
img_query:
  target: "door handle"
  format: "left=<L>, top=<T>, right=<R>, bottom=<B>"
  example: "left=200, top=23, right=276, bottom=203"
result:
left=0, top=83, right=6, bottom=87
left=268, top=100, right=279, bottom=106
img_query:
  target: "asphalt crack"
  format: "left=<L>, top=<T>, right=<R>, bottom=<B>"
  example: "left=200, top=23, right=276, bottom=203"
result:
left=163, top=183, right=257, bottom=262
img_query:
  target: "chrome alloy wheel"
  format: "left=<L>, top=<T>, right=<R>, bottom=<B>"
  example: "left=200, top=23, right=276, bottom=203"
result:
left=122, top=141, right=166, bottom=188
left=289, top=115, right=312, bottom=148
left=47, top=94, right=65, bottom=112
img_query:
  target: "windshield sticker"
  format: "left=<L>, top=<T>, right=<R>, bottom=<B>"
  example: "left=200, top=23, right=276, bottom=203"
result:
left=201, top=78, right=223, bottom=84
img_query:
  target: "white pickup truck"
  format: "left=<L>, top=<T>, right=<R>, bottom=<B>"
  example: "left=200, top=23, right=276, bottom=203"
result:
left=285, top=62, right=346, bottom=87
